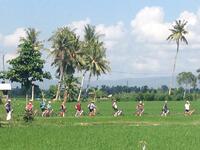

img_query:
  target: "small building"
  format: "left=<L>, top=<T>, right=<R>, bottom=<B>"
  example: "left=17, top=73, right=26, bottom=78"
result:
left=0, top=83, right=11, bottom=91
left=0, top=83, right=11, bottom=95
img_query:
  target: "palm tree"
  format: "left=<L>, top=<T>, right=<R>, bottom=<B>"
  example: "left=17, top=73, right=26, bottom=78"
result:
left=77, top=24, right=110, bottom=101
left=49, top=27, right=83, bottom=100
left=85, top=41, right=110, bottom=86
left=167, top=20, right=188, bottom=95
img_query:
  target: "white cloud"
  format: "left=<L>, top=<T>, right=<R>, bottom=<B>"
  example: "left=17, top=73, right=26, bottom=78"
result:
left=3, top=28, right=26, bottom=47
left=96, top=22, right=126, bottom=49
left=68, top=18, right=91, bottom=39
left=2, top=7, right=200, bottom=80
left=69, top=19, right=126, bottom=49
left=0, top=34, right=2, bottom=42
left=179, top=11, right=198, bottom=26
left=96, top=22, right=125, bottom=40
left=131, top=6, right=170, bottom=43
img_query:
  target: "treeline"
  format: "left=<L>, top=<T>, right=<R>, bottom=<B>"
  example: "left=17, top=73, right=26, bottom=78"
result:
left=10, top=84, right=200, bottom=102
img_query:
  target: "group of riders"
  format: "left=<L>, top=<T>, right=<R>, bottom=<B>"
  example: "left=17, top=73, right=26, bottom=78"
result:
left=4, top=98, right=195, bottom=121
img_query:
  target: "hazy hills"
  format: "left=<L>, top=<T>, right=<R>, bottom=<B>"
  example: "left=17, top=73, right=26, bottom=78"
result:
left=10, top=76, right=178, bottom=89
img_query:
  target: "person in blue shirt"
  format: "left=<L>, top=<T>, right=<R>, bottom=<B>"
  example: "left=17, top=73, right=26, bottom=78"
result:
left=46, top=101, right=53, bottom=117
left=40, top=100, right=46, bottom=117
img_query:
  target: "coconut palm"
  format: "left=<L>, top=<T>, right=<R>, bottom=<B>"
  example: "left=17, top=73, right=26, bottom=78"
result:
left=77, top=24, right=110, bottom=101
left=167, top=20, right=188, bottom=95
left=49, top=27, right=83, bottom=100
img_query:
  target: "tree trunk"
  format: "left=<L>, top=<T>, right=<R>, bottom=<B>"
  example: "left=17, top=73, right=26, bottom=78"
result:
left=63, top=89, right=68, bottom=104
left=77, top=71, right=86, bottom=102
left=55, top=66, right=64, bottom=101
left=85, top=73, right=92, bottom=97
left=183, top=89, right=186, bottom=99
left=31, top=82, right=34, bottom=101
left=26, top=92, right=28, bottom=105
left=169, top=40, right=179, bottom=95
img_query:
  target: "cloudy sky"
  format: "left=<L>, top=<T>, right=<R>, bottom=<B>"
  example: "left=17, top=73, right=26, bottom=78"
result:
left=0, top=0, right=200, bottom=80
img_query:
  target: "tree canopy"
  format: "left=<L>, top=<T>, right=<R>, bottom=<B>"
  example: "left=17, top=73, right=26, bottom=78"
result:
left=5, top=28, right=51, bottom=90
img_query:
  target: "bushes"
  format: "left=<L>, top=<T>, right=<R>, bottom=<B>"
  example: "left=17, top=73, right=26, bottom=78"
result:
left=23, top=110, right=34, bottom=122
left=111, top=92, right=197, bottom=101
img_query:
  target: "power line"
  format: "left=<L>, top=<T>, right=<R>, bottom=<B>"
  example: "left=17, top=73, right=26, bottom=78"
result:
left=110, top=70, right=171, bottom=75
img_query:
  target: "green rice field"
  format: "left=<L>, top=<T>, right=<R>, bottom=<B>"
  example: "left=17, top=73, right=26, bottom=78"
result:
left=1, top=100, right=200, bottom=150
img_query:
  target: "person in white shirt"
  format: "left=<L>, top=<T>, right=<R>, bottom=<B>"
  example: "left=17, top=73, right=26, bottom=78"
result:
left=112, top=99, right=122, bottom=117
left=184, top=100, right=195, bottom=116
left=185, top=101, right=190, bottom=112
left=112, top=100, right=118, bottom=111
left=88, top=101, right=96, bottom=116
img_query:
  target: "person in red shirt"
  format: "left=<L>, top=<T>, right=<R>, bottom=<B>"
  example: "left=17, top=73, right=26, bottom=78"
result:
left=26, top=100, right=33, bottom=112
left=75, top=101, right=83, bottom=117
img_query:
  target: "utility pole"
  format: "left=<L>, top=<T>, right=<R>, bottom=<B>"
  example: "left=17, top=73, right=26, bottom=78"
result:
left=2, top=54, right=5, bottom=72
left=126, top=80, right=129, bottom=93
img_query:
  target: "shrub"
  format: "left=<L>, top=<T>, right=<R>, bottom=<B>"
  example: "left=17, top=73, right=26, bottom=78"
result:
left=23, top=110, right=34, bottom=122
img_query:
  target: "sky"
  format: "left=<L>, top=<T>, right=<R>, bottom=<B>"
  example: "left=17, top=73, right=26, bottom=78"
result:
left=0, top=0, right=200, bottom=81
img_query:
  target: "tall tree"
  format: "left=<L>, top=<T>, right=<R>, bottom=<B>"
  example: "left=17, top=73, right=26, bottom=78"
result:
left=177, top=72, right=197, bottom=98
left=6, top=28, right=51, bottom=100
left=49, top=27, right=84, bottom=100
left=77, top=24, right=110, bottom=101
left=167, top=20, right=188, bottom=95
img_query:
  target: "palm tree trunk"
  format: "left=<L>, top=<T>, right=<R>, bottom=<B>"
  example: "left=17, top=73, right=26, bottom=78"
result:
left=55, top=66, right=64, bottom=101
left=85, top=73, right=92, bottom=97
left=77, top=70, right=87, bottom=102
left=31, top=82, right=34, bottom=101
left=63, top=89, right=68, bottom=104
left=169, top=40, right=179, bottom=95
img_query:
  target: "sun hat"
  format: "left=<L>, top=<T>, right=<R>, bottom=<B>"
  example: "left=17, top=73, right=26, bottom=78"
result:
left=8, top=99, right=11, bottom=102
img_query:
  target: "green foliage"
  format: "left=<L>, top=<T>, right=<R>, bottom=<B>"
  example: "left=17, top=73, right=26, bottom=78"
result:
left=46, top=85, right=57, bottom=98
left=177, top=72, right=197, bottom=88
left=49, top=27, right=84, bottom=76
left=23, top=110, right=34, bottom=122
left=167, top=20, right=188, bottom=45
left=83, top=24, right=110, bottom=78
left=6, top=28, right=51, bottom=91
left=184, top=94, right=194, bottom=101
left=63, top=75, right=80, bottom=101
left=0, top=91, right=3, bottom=105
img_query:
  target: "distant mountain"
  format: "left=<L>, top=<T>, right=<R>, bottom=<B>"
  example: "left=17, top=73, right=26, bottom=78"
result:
left=10, top=76, right=177, bottom=89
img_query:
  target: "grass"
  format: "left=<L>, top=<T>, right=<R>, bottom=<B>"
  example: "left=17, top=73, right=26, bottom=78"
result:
left=1, top=100, right=200, bottom=149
